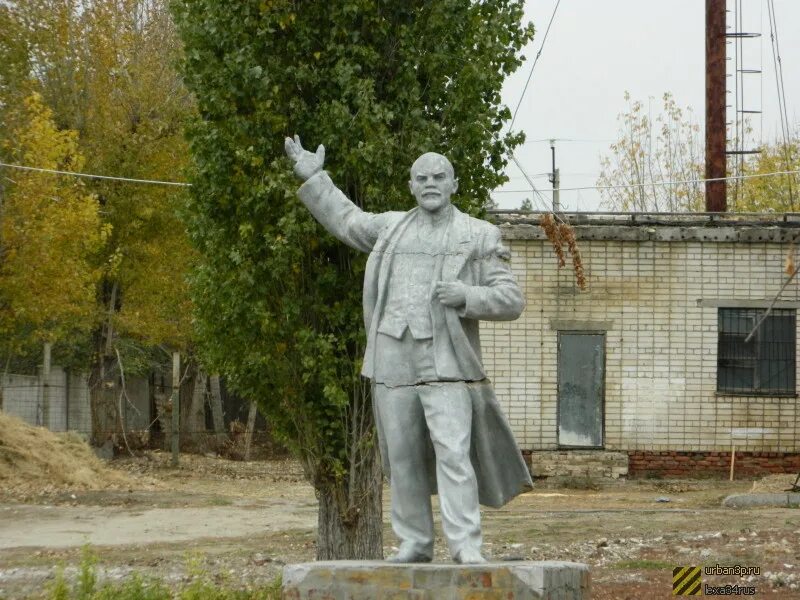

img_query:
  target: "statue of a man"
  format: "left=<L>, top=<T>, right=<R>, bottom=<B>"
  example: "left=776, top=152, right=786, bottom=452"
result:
left=285, top=136, right=532, bottom=564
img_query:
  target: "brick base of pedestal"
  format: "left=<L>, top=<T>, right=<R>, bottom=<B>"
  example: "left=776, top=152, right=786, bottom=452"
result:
left=281, top=560, right=590, bottom=599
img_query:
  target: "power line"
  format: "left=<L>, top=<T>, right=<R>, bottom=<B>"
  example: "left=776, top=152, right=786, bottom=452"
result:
left=509, top=0, right=561, bottom=131
left=0, top=162, right=192, bottom=187
left=4, top=160, right=797, bottom=199
left=766, top=0, right=795, bottom=207
left=522, top=138, right=614, bottom=144
left=491, top=168, right=800, bottom=194
left=509, top=153, right=551, bottom=212
left=507, top=171, right=600, bottom=179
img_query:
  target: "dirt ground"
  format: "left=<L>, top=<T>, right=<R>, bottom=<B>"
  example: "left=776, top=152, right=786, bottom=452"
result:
left=1, top=451, right=800, bottom=599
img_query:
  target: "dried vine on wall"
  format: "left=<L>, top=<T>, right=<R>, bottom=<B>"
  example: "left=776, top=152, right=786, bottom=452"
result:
left=539, top=213, right=587, bottom=290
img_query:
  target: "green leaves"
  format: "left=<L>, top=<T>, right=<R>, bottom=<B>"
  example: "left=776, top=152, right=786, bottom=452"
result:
left=174, top=0, right=532, bottom=488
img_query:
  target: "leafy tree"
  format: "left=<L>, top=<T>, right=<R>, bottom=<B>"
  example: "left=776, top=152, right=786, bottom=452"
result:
left=0, top=0, right=196, bottom=400
left=519, top=197, right=533, bottom=212
left=75, top=0, right=196, bottom=357
left=598, top=91, right=800, bottom=214
left=0, top=4, right=32, bottom=123
left=736, top=138, right=800, bottom=212
left=172, top=0, right=534, bottom=558
left=0, top=93, right=106, bottom=358
left=598, top=92, right=704, bottom=212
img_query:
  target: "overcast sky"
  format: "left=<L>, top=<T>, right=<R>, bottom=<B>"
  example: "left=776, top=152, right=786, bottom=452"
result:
left=495, top=0, right=800, bottom=212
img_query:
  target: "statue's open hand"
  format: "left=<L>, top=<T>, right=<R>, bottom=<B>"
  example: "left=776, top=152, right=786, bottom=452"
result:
left=434, top=281, right=467, bottom=308
left=284, top=135, right=325, bottom=181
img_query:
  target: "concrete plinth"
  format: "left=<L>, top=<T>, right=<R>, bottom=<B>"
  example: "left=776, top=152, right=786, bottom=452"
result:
left=282, top=560, right=590, bottom=599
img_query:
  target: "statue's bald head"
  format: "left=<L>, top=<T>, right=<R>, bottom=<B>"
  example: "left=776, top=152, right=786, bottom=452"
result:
left=410, top=152, right=455, bottom=180
left=408, top=152, right=458, bottom=213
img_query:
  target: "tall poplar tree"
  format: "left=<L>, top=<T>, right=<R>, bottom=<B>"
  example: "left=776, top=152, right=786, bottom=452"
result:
left=172, top=0, right=534, bottom=558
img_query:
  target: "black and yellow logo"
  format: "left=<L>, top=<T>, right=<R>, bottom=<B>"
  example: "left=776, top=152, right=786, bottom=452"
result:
left=673, top=566, right=702, bottom=595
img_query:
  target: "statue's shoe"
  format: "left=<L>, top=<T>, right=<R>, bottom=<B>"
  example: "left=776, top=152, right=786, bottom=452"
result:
left=385, top=549, right=433, bottom=563
left=454, top=548, right=487, bottom=564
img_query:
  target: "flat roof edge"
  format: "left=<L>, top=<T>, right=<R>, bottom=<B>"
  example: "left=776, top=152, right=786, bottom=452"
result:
left=497, top=223, right=799, bottom=243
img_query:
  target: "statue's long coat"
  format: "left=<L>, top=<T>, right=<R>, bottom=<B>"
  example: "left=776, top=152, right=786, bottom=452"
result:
left=299, top=172, right=533, bottom=507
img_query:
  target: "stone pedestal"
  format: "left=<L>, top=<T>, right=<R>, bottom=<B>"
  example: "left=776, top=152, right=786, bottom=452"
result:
left=282, top=560, right=590, bottom=599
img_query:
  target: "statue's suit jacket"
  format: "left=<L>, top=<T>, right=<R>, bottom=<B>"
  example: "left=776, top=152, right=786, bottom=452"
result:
left=298, top=171, right=534, bottom=507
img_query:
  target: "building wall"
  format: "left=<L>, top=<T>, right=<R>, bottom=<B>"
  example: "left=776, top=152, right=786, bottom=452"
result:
left=480, top=219, right=800, bottom=453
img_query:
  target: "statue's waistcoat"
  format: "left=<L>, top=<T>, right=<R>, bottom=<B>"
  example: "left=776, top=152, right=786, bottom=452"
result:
left=378, top=217, right=446, bottom=341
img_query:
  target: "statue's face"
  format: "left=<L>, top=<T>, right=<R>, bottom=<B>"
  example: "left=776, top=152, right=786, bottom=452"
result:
left=409, top=153, right=458, bottom=213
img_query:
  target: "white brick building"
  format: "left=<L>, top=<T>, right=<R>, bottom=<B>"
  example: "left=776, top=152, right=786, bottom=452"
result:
left=483, top=213, right=800, bottom=477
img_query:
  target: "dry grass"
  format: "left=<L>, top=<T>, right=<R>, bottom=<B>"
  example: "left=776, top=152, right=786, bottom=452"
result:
left=0, top=412, right=139, bottom=495
left=750, top=473, right=799, bottom=493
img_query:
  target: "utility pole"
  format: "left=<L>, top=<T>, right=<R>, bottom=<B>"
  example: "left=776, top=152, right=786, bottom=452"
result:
left=548, top=139, right=561, bottom=213
left=706, top=0, right=727, bottom=211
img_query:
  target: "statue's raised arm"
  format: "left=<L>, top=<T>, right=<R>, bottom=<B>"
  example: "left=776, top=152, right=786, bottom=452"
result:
left=284, top=135, right=388, bottom=253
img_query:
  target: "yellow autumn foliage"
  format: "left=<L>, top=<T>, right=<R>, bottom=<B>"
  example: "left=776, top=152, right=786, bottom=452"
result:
left=735, top=140, right=800, bottom=213
left=1, top=0, right=196, bottom=356
left=76, top=0, right=195, bottom=350
left=599, top=92, right=705, bottom=212
left=0, top=92, right=107, bottom=348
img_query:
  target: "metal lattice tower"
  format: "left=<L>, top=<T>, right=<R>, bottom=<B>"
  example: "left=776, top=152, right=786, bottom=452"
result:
left=726, top=0, right=763, bottom=208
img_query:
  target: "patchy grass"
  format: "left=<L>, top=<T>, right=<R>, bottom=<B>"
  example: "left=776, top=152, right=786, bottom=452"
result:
left=46, top=546, right=282, bottom=600
left=208, top=496, right=234, bottom=506
left=4, top=455, right=800, bottom=598
left=557, top=475, right=601, bottom=490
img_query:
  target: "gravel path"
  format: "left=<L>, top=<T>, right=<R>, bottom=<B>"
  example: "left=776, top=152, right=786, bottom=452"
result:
left=0, top=500, right=317, bottom=549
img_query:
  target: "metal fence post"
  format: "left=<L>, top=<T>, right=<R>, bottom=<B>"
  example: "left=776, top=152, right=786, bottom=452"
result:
left=171, top=351, right=180, bottom=466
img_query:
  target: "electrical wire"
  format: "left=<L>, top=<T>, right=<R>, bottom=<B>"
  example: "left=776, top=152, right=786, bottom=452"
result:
left=4, top=160, right=798, bottom=201
left=509, top=153, right=552, bottom=213
left=491, top=168, right=800, bottom=194
left=522, top=138, right=615, bottom=144
left=509, top=0, right=561, bottom=131
left=0, top=162, right=192, bottom=187
left=768, top=0, right=792, bottom=146
left=767, top=0, right=795, bottom=207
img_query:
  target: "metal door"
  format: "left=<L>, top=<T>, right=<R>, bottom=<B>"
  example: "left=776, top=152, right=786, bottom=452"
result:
left=557, top=332, right=605, bottom=448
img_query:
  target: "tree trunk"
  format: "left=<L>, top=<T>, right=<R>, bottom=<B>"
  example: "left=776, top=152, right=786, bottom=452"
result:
left=90, top=355, right=117, bottom=445
left=208, top=375, right=227, bottom=443
left=243, top=400, right=258, bottom=461
left=316, top=442, right=383, bottom=560
left=90, top=279, right=119, bottom=444
left=103, top=282, right=118, bottom=356
left=186, top=368, right=208, bottom=439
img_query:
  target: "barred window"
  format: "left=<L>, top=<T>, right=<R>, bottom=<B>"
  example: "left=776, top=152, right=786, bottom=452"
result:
left=717, top=308, right=796, bottom=395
